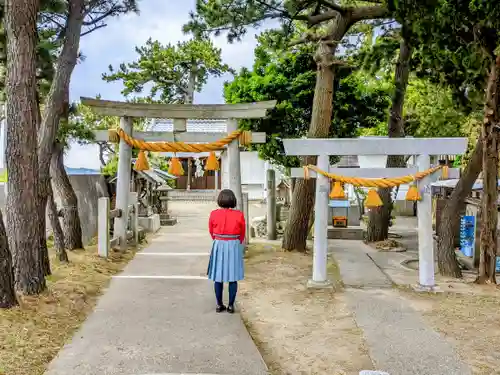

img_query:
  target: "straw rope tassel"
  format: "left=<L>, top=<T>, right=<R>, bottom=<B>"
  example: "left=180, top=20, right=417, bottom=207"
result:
left=329, top=181, right=345, bottom=199
left=365, top=189, right=383, bottom=208
left=168, top=155, right=184, bottom=176
left=441, top=165, right=449, bottom=180
left=205, top=151, right=219, bottom=171
left=134, top=150, right=150, bottom=171
left=405, top=174, right=421, bottom=201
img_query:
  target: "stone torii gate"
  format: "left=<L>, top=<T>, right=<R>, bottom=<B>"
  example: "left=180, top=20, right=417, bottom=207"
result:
left=83, top=97, right=276, bottom=249
left=283, top=137, right=468, bottom=291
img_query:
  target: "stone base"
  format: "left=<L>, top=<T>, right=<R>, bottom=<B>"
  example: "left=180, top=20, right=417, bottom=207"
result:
left=412, top=283, right=443, bottom=293
left=327, top=226, right=364, bottom=240
left=160, top=213, right=177, bottom=226
left=138, top=214, right=161, bottom=233
left=307, top=279, right=334, bottom=289
left=160, top=217, right=178, bottom=226
left=360, top=371, right=390, bottom=375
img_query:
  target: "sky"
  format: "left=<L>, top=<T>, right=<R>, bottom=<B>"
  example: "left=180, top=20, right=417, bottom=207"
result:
left=65, top=0, right=269, bottom=169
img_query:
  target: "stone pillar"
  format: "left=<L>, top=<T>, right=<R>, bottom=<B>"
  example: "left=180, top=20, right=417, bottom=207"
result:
left=98, top=197, right=110, bottom=257
left=266, top=169, right=277, bottom=240
left=417, top=154, right=435, bottom=289
left=129, top=192, right=139, bottom=245
left=242, top=192, right=249, bottom=245
left=226, top=118, right=243, bottom=211
left=187, top=157, right=192, bottom=191
left=308, top=154, right=331, bottom=288
left=215, top=169, right=219, bottom=191
left=113, top=116, right=133, bottom=250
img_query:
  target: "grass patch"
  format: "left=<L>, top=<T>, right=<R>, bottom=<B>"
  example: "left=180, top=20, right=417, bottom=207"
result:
left=0, top=243, right=140, bottom=375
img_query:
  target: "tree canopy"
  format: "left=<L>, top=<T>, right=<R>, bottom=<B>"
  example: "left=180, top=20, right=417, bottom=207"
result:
left=224, top=32, right=392, bottom=169
left=103, top=37, right=233, bottom=103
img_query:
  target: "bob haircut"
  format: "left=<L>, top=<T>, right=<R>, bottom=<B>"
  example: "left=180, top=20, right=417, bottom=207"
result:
left=217, top=189, right=237, bottom=209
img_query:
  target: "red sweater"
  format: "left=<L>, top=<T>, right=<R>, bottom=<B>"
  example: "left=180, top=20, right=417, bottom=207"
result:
left=209, top=208, right=246, bottom=244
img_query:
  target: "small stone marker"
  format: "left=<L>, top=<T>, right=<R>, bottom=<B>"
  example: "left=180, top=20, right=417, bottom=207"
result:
left=360, top=371, right=390, bottom=375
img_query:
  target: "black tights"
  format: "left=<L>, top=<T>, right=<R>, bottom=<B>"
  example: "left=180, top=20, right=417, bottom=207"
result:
left=214, top=281, right=237, bottom=307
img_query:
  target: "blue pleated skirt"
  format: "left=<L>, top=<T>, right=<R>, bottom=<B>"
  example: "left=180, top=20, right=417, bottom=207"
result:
left=207, top=234, right=244, bottom=282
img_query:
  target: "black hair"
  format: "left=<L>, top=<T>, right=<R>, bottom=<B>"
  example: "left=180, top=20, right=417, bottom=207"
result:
left=217, top=189, right=237, bottom=209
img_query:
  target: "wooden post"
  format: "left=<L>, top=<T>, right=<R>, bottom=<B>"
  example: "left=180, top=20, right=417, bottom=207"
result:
left=417, top=154, right=435, bottom=289
left=242, top=192, right=250, bottom=246
left=98, top=197, right=110, bottom=257
left=309, top=154, right=331, bottom=288
left=113, top=116, right=133, bottom=250
left=129, top=192, right=139, bottom=245
left=226, top=118, right=243, bottom=211
left=187, top=157, right=192, bottom=191
left=266, top=169, right=277, bottom=240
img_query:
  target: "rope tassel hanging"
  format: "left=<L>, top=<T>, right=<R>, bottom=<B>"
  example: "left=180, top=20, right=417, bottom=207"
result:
left=329, top=181, right=345, bottom=199
left=168, top=155, right=184, bottom=176
left=405, top=185, right=421, bottom=201
left=441, top=165, right=449, bottom=180
left=134, top=150, right=150, bottom=171
left=205, top=151, right=219, bottom=171
left=364, top=189, right=383, bottom=208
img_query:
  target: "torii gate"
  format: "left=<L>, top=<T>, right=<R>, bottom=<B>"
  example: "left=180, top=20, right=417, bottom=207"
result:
left=283, top=137, right=468, bottom=291
left=83, top=97, right=276, bottom=249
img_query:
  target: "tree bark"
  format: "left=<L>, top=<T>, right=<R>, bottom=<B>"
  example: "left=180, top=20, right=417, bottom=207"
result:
left=476, top=56, right=500, bottom=284
left=37, top=0, right=85, bottom=263
left=437, top=140, right=482, bottom=277
left=5, top=0, right=46, bottom=294
left=283, top=16, right=349, bottom=251
left=47, top=179, right=68, bottom=263
left=282, top=5, right=388, bottom=251
left=98, top=142, right=107, bottom=166
left=367, top=32, right=411, bottom=242
left=51, top=141, right=84, bottom=250
left=0, top=209, right=17, bottom=308
left=35, top=89, right=51, bottom=277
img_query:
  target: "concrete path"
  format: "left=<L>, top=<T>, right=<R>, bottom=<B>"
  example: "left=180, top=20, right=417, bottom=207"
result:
left=329, top=240, right=472, bottom=375
left=45, top=202, right=268, bottom=375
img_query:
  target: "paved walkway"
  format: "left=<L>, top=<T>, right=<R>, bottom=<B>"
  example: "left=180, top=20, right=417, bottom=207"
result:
left=329, top=240, right=472, bottom=375
left=45, top=203, right=268, bottom=375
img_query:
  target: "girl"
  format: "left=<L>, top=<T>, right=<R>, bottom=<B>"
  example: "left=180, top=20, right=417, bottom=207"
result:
left=207, top=189, right=246, bottom=313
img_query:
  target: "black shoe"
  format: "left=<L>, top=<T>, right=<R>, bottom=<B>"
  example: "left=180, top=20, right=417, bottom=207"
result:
left=216, top=305, right=226, bottom=313
left=227, top=305, right=235, bottom=314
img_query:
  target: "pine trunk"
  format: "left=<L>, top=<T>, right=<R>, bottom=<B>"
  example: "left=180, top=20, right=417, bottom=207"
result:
left=283, top=17, right=348, bottom=251
left=51, top=142, right=83, bottom=250
left=37, top=0, right=84, bottom=260
left=5, top=0, right=46, bottom=294
left=47, top=180, right=68, bottom=262
left=282, top=6, right=388, bottom=251
left=282, top=174, right=316, bottom=251
left=0, top=209, right=17, bottom=308
left=367, top=33, right=411, bottom=242
left=437, top=140, right=482, bottom=277
left=476, top=57, right=500, bottom=284
left=36, top=91, right=51, bottom=277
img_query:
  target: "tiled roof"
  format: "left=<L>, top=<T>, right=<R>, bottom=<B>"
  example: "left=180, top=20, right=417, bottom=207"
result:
left=147, top=119, right=227, bottom=133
